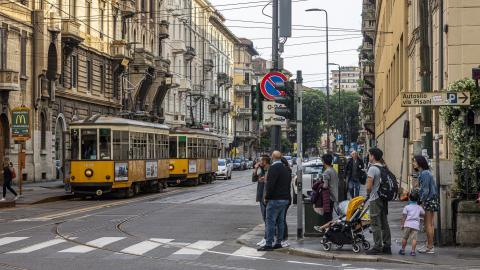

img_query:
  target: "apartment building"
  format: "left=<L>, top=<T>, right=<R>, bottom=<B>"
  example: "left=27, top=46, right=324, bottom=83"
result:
left=330, top=66, right=360, bottom=92
left=0, top=0, right=238, bottom=181
left=233, top=38, right=258, bottom=159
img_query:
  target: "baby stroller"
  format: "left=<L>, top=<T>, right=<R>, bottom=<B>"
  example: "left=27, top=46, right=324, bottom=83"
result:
left=317, top=196, right=371, bottom=253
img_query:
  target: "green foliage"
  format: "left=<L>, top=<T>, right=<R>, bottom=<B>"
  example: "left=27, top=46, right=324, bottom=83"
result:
left=302, top=89, right=327, bottom=151
left=440, top=78, right=480, bottom=196
left=330, top=91, right=361, bottom=144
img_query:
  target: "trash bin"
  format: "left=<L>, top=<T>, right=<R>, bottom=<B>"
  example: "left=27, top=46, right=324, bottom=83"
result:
left=303, top=197, right=327, bottom=237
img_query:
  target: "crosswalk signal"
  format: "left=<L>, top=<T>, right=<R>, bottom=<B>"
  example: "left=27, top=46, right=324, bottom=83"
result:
left=274, top=81, right=295, bottom=120
left=251, top=84, right=264, bottom=122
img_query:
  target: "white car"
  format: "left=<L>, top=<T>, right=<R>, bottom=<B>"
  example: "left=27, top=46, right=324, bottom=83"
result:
left=292, top=160, right=323, bottom=204
left=215, top=159, right=232, bottom=180
left=284, top=155, right=293, bottom=167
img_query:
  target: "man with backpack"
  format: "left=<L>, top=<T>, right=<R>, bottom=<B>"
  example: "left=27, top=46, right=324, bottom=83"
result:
left=365, top=148, right=392, bottom=255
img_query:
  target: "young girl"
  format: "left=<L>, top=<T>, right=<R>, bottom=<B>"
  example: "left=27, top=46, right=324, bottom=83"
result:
left=399, top=192, right=424, bottom=256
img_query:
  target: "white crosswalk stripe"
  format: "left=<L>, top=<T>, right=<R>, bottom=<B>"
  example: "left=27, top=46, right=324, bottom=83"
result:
left=0, top=237, right=29, bottom=247
left=120, top=239, right=173, bottom=255
left=7, top=239, right=67, bottom=254
left=169, top=240, right=223, bottom=260
left=231, top=246, right=265, bottom=259
left=59, top=237, right=125, bottom=253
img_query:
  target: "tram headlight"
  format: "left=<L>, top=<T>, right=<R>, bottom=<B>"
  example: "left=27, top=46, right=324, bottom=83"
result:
left=169, top=164, right=174, bottom=171
left=84, top=169, right=94, bottom=178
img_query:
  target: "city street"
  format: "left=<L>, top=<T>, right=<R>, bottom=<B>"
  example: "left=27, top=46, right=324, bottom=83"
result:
left=0, top=170, right=463, bottom=270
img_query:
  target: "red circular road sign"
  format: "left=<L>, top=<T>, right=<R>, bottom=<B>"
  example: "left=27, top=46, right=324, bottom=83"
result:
left=260, top=72, right=288, bottom=101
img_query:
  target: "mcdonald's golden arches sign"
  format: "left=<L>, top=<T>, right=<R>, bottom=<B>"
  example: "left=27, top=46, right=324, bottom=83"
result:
left=12, top=107, right=31, bottom=140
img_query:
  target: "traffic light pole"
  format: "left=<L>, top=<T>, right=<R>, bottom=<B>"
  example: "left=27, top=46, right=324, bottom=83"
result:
left=271, top=0, right=281, bottom=151
left=296, top=71, right=304, bottom=239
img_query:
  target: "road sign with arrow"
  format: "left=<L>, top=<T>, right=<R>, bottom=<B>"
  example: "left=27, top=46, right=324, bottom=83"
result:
left=401, top=92, right=470, bottom=107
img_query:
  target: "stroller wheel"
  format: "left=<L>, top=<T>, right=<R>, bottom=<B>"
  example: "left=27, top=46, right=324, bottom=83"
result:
left=335, top=244, right=343, bottom=250
left=362, top=241, right=371, bottom=250
left=322, top=242, right=332, bottom=251
left=352, top=243, right=361, bottom=253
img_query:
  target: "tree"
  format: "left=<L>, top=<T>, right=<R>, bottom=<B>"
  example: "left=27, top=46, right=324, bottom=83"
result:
left=302, top=89, right=327, bottom=152
left=330, top=90, right=361, bottom=146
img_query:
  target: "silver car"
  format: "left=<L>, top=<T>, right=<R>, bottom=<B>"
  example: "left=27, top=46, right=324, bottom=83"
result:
left=215, top=159, right=232, bottom=180
left=292, top=160, right=323, bottom=204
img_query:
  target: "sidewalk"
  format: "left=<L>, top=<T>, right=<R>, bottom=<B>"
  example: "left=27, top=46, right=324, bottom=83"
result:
left=238, top=201, right=480, bottom=267
left=0, top=179, right=73, bottom=208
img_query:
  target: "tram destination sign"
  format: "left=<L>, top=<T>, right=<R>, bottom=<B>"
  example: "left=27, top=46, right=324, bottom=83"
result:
left=401, top=92, right=470, bottom=107
left=12, top=107, right=31, bottom=141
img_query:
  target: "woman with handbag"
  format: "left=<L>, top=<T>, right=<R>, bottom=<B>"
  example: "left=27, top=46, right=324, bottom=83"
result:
left=412, top=155, right=438, bottom=254
left=1, top=157, right=18, bottom=201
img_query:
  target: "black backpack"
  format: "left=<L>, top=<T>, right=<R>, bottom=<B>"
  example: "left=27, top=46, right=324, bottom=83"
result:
left=373, top=165, right=398, bottom=201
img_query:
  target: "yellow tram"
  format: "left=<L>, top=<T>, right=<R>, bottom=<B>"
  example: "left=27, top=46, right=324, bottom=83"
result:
left=168, top=127, right=219, bottom=186
left=69, top=116, right=170, bottom=197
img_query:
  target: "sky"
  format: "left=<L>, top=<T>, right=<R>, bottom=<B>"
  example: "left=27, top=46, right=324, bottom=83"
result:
left=209, top=0, right=363, bottom=87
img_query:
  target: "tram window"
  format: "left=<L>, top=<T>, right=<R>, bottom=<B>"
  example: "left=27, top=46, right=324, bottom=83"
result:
left=113, top=131, right=129, bottom=160
left=147, top=133, right=155, bottom=159
left=131, top=132, right=147, bottom=159
left=178, top=136, right=187, bottom=159
left=99, top=128, right=111, bottom=160
left=198, top=139, right=204, bottom=159
left=188, top=138, right=197, bottom=158
left=81, top=129, right=97, bottom=160
left=169, top=136, right=177, bottom=158
left=156, top=134, right=168, bottom=159
left=71, top=129, right=79, bottom=160
left=162, top=134, right=169, bottom=158
left=206, top=140, right=211, bottom=159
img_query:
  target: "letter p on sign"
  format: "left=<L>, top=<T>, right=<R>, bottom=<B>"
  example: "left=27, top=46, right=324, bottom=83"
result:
left=447, top=93, right=457, bottom=104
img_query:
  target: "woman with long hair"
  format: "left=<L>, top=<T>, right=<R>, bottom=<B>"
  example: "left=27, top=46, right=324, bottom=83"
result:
left=1, top=157, right=18, bottom=201
left=412, top=155, right=438, bottom=254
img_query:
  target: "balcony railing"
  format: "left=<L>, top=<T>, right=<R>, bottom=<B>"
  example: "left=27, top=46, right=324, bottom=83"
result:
left=236, top=108, right=251, bottom=116
left=61, top=19, right=83, bottom=46
left=234, top=85, right=251, bottom=94
left=171, top=40, right=186, bottom=54
left=0, top=69, right=20, bottom=91
left=185, top=46, right=196, bottom=61
left=204, top=59, right=214, bottom=72
left=111, top=40, right=132, bottom=59
left=120, top=0, right=136, bottom=18
left=236, top=131, right=256, bottom=139
left=155, top=57, right=170, bottom=74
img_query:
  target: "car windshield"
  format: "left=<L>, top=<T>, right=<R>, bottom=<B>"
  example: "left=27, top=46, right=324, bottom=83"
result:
left=218, top=160, right=226, bottom=166
left=303, top=165, right=323, bottom=174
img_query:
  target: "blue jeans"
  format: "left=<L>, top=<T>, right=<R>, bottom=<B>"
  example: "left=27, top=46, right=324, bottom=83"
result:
left=260, top=202, right=267, bottom=239
left=348, top=177, right=360, bottom=198
left=265, top=200, right=289, bottom=247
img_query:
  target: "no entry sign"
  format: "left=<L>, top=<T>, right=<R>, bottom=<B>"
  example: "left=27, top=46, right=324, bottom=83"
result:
left=260, top=72, right=288, bottom=100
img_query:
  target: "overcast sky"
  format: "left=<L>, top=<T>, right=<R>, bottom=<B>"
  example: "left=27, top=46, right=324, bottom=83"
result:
left=209, top=0, right=363, bottom=87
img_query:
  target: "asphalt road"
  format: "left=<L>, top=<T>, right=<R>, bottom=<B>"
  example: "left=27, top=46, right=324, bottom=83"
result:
left=0, top=169, right=457, bottom=270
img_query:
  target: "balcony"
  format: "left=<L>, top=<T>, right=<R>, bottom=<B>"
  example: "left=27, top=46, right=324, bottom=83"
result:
left=209, top=95, right=220, bottom=111
left=155, top=57, right=170, bottom=75
left=234, top=85, right=251, bottom=94
left=111, top=40, right=132, bottom=60
left=361, top=41, right=373, bottom=52
left=133, top=48, right=154, bottom=67
left=191, top=84, right=204, bottom=97
left=236, top=131, right=256, bottom=139
left=236, top=107, right=251, bottom=116
left=204, top=59, right=214, bottom=72
left=61, top=19, right=83, bottom=47
left=119, top=0, right=136, bottom=18
left=177, top=78, right=191, bottom=91
left=362, top=20, right=376, bottom=32
left=165, top=0, right=182, bottom=16
left=171, top=40, right=186, bottom=54
left=220, top=101, right=231, bottom=113
left=166, top=74, right=181, bottom=88
left=361, top=85, right=373, bottom=98
left=159, top=20, right=169, bottom=39
left=185, top=46, right=196, bottom=61
left=0, top=70, right=20, bottom=91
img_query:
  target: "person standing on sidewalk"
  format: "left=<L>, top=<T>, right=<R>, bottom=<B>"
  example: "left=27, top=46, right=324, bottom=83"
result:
left=258, top=151, right=290, bottom=251
left=321, top=154, right=339, bottom=222
left=1, top=158, right=18, bottom=201
left=279, top=157, right=292, bottom=248
left=399, top=191, right=424, bottom=256
left=345, top=151, right=364, bottom=198
left=365, top=148, right=392, bottom=255
left=413, top=155, right=439, bottom=254
left=253, top=155, right=270, bottom=247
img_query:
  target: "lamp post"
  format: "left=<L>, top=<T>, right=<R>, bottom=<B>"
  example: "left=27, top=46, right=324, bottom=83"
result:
left=306, top=8, right=330, bottom=152
left=329, top=63, right=342, bottom=152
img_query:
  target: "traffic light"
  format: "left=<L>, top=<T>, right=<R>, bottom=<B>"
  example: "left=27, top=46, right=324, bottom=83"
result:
left=274, top=80, right=295, bottom=120
left=251, top=84, right=264, bottom=122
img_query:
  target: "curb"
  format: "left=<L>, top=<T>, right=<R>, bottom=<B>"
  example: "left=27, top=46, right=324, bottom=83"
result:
left=0, top=201, right=16, bottom=208
left=16, top=194, right=75, bottom=205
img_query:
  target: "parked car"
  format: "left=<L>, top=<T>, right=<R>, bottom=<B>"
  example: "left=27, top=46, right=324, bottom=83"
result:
left=232, top=158, right=246, bottom=170
left=215, top=159, right=232, bottom=180
left=292, top=159, right=323, bottom=204
left=284, top=155, right=293, bottom=167
left=246, top=160, right=254, bottom=169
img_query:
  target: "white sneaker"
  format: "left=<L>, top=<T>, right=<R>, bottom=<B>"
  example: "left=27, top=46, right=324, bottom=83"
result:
left=281, top=241, right=290, bottom=248
left=256, top=239, right=266, bottom=247
left=0, top=197, right=5, bottom=201
left=14, top=196, right=19, bottom=200
left=418, top=245, right=435, bottom=254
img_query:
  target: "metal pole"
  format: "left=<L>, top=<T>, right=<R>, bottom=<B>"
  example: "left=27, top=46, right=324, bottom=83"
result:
left=296, top=70, right=303, bottom=239
left=436, top=0, right=444, bottom=246
left=325, top=11, right=330, bottom=153
left=271, top=0, right=281, bottom=151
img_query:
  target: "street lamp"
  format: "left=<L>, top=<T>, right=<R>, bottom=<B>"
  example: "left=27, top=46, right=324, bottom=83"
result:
left=329, top=62, right=342, bottom=152
left=306, top=8, right=330, bottom=152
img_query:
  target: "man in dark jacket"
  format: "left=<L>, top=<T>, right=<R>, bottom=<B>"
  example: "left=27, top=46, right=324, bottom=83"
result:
left=345, top=151, right=364, bottom=198
left=258, top=151, right=291, bottom=251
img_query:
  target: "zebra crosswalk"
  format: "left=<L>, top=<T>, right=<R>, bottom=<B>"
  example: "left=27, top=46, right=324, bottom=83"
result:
left=0, top=236, right=266, bottom=261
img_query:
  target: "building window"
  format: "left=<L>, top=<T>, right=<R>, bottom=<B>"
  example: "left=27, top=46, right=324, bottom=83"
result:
left=244, top=119, right=250, bottom=131
left=20, top=33, right=26, bottom=77
left=113, top=9, right=118, bottom=40
left=244, top=72, right=250, bottom=84
left=71, top=0, right=76, bottom=18
left=99, top=64, right=105, bottom=94
left=141, top=0, right=145, bottom=12
left=71, top=55, right=77, bottom=88
left=0, top=28, right=7, bottom=69
left=87, top=59, right=92, bottom=92
left=86, top=0, right=91, bottom=34
left=244, top=95, right=250, bottom=109
left=149, top=0, right=154, bottom=18
left=40, top=113, right=47, bottom=150
left=99, top=7, right=105, bottom=39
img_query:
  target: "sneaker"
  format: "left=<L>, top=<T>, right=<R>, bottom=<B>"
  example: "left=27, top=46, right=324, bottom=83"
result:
left=410, top=251, right=416, bottom=256
left=0, top=198, right=5, bottom=201
left=426, top=247, right=435, bottom=254
left=382, top=246, right=392, bottom=255
left=418, top=246, right=434, bottom=254
left=257, top=245, right=274, bottom=252
left=256, top=239, right=266, bottom=247
left=398, top=249, right=405, bottom=255
left=14, top=196, right=19, bottom=201
left=365, top=248, right=383, bottom=255
left=281, top=241, right=290, bottom=248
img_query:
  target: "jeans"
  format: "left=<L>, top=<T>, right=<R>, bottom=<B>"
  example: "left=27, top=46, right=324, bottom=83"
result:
left=3, top=179, right=18, bottom=198
left=265, top=200, right=289, bottom=247
left=276, top=204, right=289, bottom=241
left=370, top=198, right=391, bottom=250
left=348, top=177, right=361, bottom=198
left=260, top=202, right=267, bottom=239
